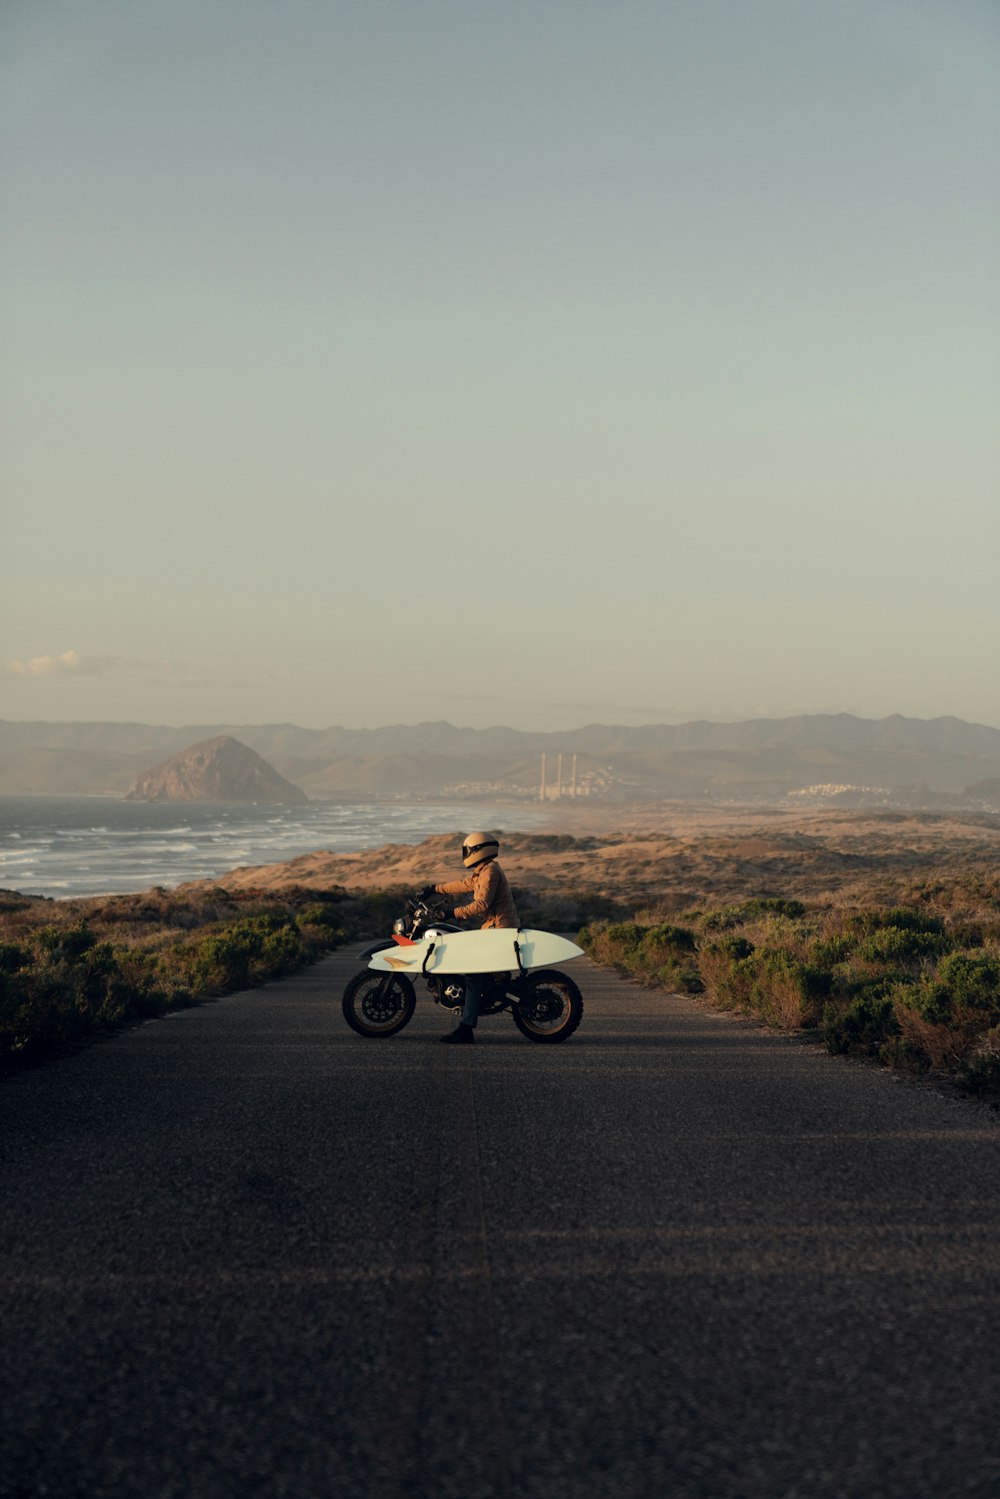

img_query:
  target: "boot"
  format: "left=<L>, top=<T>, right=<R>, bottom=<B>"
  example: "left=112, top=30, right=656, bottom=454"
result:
left=441, top=1022, right=475, bottom=1045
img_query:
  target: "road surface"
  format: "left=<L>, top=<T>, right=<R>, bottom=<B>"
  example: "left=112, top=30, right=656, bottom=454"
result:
left=2, top=951, right=999, bottom=1499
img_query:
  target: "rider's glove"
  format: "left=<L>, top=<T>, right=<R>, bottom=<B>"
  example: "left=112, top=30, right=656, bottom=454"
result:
left=418, top=885, right=436, bottom=901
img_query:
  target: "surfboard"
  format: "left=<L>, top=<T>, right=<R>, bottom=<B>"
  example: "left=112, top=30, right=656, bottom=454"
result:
left=368, top=927, right=584, bottom=976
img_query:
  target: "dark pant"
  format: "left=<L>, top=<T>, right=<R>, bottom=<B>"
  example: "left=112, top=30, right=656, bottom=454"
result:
left=461, top=975, right=486, bottom=1028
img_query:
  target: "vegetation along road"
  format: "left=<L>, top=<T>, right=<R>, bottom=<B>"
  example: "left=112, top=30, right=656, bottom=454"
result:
left=2, top=951, right=999, bottom=1499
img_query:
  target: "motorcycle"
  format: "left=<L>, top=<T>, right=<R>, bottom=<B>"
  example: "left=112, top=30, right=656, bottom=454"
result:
left=341, top=894, right=584, bottom=1043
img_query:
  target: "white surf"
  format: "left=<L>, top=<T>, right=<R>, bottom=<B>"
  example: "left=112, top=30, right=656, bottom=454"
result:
left=369, top=927, right=584, bottom=976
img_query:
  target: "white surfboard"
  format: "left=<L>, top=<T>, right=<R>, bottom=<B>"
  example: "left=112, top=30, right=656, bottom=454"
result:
left=369, top=927, right=584, bottom=976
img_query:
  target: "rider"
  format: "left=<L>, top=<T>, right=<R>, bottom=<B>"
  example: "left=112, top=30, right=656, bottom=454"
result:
left=426, top=832, right=519, bottom=1044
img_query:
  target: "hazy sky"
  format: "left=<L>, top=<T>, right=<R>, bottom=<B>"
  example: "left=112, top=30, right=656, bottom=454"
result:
left=2, top=0, right=998, bottom=732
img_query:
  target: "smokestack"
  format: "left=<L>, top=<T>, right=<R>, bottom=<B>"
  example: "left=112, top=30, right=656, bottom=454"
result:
left=540, top=752, right=547, bottom=801
left=571, top=754, right=577, bottom=798
left=556, top=753, right=563, bottom=799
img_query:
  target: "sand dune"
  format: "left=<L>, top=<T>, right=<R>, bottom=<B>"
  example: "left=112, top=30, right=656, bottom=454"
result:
left=176, top=802, right=1000, bottom=912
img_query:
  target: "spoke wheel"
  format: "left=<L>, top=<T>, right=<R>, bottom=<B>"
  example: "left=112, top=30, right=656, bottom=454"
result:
left=512, top=969, right=583, bottom=1044
left=341, top=971, right=416, bottom=1038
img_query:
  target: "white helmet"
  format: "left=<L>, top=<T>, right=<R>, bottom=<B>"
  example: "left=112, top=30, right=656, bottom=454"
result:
left=461, top=832, right=499, bottom=869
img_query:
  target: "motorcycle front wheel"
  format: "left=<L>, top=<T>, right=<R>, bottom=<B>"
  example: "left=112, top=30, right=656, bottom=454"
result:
left=512, top=969, right=583, bottom=1044
left=342, top=971, right=416, bottom=1038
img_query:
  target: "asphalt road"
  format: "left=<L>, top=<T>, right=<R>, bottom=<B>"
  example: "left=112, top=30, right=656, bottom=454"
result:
left=2, top=951, right=999, bottom=1499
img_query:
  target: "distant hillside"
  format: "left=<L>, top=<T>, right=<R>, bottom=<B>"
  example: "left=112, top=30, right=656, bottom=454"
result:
left=0, top=746, right=151, bottom=796
left=125, top=736, right=308, bottom=805
left=3, top=711, right=1000, bottom=761
left=3, top=714, right=1000, bottom=803
left=965, top=776, right=1000, bottom=801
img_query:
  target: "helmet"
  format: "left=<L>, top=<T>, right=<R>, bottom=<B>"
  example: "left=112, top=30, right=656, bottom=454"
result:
left=461, top=832, right=499, bottom=869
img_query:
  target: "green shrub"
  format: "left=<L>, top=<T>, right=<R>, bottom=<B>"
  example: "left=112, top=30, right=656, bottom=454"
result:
left=578, top=920, right=702, bottom=993
left=664, top=963, right=704, bottom=994
left=256, top=921, right=303, bottom=974
left=581, top=887, right=999, bottom=1089
left=36, top=920, right=98, bottom=961
left=946, top=921, right=988, bottom=949
left=878, top=1035, right=930, bottom=1073
left=807, top=934, right=853, bottom=967
left=959, top=1027, right=1000, bottom=1096
left=0, top=928, right=153, bottom=1056
left=889, top=952, right=1000, bottom=1071
left=746, top=947, right=820, bottom=1028
left=299, top=903, right=345, bottom=932
left=882, top=907, right=945, bottom=936
left=713, top=935, right=755, bottom=961
left=854, top=928, right=950, bottom=965
left=745, top=898, right=807, bottom=920
left=578, top=921, right=645, bottom=971
left=908, top=952, right=1000, bottom=1026
left=194, top=929, right=254, bottom=991
left=298, top=919, right=347, bottom=952
left=701, top=906, right=747, bottom=932
left=194, top=914, right=303, bottom=992
left=0, top=941, right=29, bottom=975
left=643, top=923, right=697, bottom=954
left=1, top=887, right=460, bottom=1069
left=605, top=922, right=648, bottom=954
left=847, top=906, right=945, bottom=938
left=698, top=942, right=755, bottom=1008
left=635, top=925, right=699, bottom=991
left=824, top=987, right=901, bottom=1056
left=702, top=898, right=805, bottom=931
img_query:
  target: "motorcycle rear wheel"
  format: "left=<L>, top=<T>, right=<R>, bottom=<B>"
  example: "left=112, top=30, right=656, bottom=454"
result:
left=342, top=971, right=416, bottom=1038
left=512, top=969, right=583, bottom=1044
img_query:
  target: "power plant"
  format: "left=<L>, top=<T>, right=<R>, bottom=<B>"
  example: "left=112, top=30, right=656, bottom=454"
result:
left=539, top=752, right=580, bottom=800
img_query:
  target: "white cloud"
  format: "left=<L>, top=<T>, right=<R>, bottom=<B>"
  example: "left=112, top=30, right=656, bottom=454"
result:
left=5, top=650, right=252, bottom=691
left=6, top=649, right=82, bottom=677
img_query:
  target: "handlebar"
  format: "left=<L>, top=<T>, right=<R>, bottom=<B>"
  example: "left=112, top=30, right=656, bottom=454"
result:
left=408, top=895, right=449, bottom=921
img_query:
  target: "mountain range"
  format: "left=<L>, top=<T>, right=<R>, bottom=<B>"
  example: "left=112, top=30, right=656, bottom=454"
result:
left=1, top=714, right=999, bottom=805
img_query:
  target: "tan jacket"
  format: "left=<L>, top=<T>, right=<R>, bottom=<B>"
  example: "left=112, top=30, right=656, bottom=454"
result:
left=436, top=859, right=519, bottom=929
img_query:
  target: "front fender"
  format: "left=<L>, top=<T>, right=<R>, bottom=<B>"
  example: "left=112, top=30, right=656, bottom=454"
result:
left=358, top=939, right=395, bottom=961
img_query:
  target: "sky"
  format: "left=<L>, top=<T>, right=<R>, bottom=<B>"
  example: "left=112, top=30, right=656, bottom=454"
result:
left=2, top=0, right=998, bottom=733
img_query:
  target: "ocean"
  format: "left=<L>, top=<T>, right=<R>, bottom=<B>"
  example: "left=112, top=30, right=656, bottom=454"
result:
left=0, top=797, right=544, bottom=899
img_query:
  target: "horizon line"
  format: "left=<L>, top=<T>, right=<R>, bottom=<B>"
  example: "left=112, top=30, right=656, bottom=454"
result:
left=2, top=709, right=1000, bottom=736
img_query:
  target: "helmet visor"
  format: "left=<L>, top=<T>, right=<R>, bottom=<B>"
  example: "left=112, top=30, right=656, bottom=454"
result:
left=462, top=840, right=496, bottom=862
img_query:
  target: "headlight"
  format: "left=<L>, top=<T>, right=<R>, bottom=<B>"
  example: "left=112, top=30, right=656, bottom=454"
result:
left=392, top=917, right=406, bottom=935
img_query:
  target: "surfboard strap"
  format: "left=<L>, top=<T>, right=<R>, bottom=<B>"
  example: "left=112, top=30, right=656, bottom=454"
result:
left=513, top=932, right=525, bottom=973
left=422, top=941, right=437, bottom=974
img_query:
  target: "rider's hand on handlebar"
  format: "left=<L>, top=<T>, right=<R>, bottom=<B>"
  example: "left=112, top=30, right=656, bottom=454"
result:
left=418, top=885, right=436, bottom=902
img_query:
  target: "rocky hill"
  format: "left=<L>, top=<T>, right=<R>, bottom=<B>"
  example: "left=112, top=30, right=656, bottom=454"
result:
left=124, top=736, right=308, bottom=805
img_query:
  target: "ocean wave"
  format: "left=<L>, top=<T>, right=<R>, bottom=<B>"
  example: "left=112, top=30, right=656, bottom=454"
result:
left=0, top=797, right=546, bottom=898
